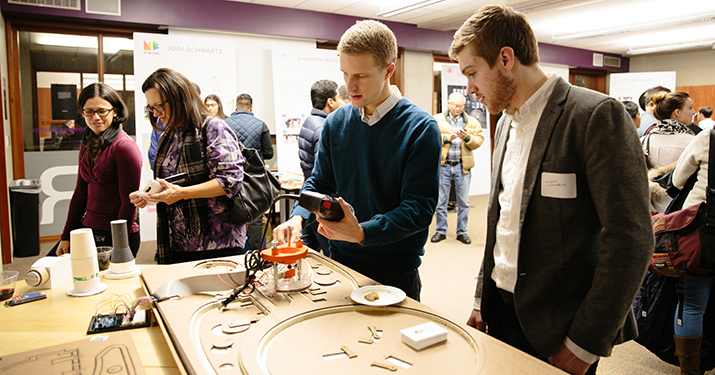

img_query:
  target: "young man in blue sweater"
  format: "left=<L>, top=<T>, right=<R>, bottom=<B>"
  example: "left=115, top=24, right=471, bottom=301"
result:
left=273, top=20, right=441, bottom=301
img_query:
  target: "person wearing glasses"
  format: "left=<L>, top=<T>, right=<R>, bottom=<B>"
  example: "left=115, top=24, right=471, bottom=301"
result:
left=130, top=68, right=245, bottom=264
left=52, top=82, right=143, bottom=256
left=204, top=94, right=228, bottom=119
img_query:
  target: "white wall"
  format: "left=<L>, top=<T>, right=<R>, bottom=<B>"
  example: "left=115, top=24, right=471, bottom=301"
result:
left=402, top=50, right=434, bottom=113
left=630, top=50, right=715, bottom=86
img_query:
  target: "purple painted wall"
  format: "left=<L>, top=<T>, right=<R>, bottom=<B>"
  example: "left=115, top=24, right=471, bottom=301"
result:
left=0, top=0, right=628, bottom=72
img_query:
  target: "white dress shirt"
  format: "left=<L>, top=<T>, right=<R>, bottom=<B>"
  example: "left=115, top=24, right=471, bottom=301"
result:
left=475, top=74, right=599, bottom=364
left=492, top=74, right=558, bottom=294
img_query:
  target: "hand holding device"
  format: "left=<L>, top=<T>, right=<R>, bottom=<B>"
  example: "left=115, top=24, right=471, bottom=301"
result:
left=298, top=191, right=345, bottom=221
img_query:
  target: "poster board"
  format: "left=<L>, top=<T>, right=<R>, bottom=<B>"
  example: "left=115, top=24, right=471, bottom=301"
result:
left=133, top=32, right=236, bottom=240
left=271, top=48, right=344, bottom=175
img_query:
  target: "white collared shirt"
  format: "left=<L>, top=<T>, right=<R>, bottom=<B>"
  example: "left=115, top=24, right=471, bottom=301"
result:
left=491, top=74, right=558, bottom=294
left=474, top=74, right=598, bottom=365
left=360, top=86, right=402, bottom=126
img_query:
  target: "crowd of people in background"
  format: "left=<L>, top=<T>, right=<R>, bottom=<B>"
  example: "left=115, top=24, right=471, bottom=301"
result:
left=45, top=4, right=715, bottom=374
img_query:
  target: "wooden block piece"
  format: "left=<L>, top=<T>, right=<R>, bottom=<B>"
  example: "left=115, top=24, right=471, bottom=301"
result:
left=371, top=361, right=397, bottom=372
left=358, top=336, right=374, bottom=344
left=212, top=337, right=234, bottom=349
left=340, top=345, right=357, bottom=359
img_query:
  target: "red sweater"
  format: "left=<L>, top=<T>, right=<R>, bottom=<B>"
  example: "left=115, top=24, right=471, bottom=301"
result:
left=61, top=130, right=142, bottom=240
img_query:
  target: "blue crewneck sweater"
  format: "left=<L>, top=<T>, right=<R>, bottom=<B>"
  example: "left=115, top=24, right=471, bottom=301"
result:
left=293, top=98, right=440, bottom=273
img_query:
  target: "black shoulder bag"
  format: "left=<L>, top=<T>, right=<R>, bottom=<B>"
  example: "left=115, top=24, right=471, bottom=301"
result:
left=201, top=123, right=280, bottom=226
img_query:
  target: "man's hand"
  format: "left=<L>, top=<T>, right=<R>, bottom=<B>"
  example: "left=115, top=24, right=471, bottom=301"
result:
left=466, top=309, right=487, bottom=332
left=273, top=215, right=304, bottom=246
left=548, top=342, right=591, bottom=375
left=317, top=198, right=364, bottom=244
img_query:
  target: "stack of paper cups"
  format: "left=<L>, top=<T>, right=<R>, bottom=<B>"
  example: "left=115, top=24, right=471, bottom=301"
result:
left=66, top=228, right=107, bottom=297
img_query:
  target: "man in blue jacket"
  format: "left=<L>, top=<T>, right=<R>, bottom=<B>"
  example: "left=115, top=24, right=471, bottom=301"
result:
left=298, top=79, right=343, bottom=256
left=225, top=93, right=274, bottom=251
left=273, top=20, right=440, bottom=301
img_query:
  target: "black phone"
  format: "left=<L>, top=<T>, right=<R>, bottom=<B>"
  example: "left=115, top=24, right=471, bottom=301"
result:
left=164, top=172, right=189, bottom=185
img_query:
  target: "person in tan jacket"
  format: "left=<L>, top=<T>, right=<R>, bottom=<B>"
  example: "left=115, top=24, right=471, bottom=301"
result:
left=430, top=92, right=484, bottom=244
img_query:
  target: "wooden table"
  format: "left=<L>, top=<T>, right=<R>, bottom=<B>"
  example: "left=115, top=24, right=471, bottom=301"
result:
left=0, top=267, right=180, bottom=375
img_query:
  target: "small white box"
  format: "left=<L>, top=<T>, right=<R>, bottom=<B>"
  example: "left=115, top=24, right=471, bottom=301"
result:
left=400, top=322, right=448, bottom=350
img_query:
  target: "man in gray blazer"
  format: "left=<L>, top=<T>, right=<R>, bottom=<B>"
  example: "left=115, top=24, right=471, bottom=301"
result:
left=450, top=5, right=654, bottom=375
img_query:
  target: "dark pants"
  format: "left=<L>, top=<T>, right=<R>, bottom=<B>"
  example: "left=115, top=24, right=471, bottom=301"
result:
left=488, top=289, right=598, bottom=375
left=301, top=218, right=330, bottom=257
left=48, top=229, right=141, bottom=257
left=245, top=217, right=265, bottom=251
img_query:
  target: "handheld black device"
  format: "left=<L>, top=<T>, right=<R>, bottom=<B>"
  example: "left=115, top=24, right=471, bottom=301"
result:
left=298, top=191, right=344, bottom=221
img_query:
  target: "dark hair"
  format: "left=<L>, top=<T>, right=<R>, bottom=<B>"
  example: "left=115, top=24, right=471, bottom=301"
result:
left=236, top=93, right=252, bottom=111
left=78, top=82, right=128, bottom=126
left=638, top=85, right=671, bottom=111
left=621, top=101, right=639, bottom=119
left=310, top=80, right=338, bottom=110
left=699, top=106, right=713, bottom=118
left=449, top=4, right=539, bottom=68
left=204, top=94, right=227, bottom=119
left=652, top=91, right=690, bottom=121
left=337, top=85, right=348, bottom=101
left=141, top=68, right=208, bottom=131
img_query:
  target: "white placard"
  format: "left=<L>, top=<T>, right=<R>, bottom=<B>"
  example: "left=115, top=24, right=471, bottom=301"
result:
left=271, top=48, right=344, bottom=175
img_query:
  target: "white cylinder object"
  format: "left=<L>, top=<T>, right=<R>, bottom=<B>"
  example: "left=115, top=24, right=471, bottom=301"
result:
left=66, top=228, right=107, bottom=296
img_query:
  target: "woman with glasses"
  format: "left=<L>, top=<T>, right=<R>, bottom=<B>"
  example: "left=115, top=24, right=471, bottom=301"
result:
left=130, top=68, right=245, bottom=264
left=204, top=94, right=228, bottom=119
left=52, top=82, right=142, bottom=256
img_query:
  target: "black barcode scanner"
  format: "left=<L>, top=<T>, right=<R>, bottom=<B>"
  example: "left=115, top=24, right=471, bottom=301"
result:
left=298, top=191, right=344, bottom=221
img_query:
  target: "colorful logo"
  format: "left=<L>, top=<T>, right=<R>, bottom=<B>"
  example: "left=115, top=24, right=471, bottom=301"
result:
left=144, top=41, right=159, bottom=51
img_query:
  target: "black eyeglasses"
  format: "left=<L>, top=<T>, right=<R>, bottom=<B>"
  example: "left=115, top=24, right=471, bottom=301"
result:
left=81, top=108, right=114, bottom=117
left=146, top=101, right=168, bottom=114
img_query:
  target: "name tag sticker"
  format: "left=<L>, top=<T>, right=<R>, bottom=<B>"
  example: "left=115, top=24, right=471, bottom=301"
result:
left=541, top=172, right=577, bottom=199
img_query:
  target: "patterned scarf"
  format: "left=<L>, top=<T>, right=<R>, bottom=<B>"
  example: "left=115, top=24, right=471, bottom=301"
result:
left=153, top=123, right=209, bottom=263
left=649, top=118, right=693, bottom=135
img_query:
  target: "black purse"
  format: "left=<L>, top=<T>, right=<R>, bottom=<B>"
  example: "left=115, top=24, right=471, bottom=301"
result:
left=201, top=124, right=280, bottom=226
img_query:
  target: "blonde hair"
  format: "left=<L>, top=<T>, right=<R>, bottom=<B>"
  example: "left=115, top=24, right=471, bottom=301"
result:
left=338, top=20, right=397, bottom=68
left=449, top=4, right=539, bottom=68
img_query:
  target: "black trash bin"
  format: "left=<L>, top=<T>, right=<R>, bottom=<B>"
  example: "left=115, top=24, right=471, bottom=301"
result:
left=9, top=179, right=41, bottom=257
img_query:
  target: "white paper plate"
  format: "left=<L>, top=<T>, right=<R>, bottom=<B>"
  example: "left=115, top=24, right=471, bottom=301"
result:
left=350, top=285, right=406, bottom=306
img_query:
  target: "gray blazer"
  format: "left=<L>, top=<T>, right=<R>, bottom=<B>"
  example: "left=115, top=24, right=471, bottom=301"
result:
left=476, top=77, right=654, bottom=358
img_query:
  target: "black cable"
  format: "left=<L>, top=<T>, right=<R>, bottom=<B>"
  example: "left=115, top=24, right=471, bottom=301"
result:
left=220, top=194, right=301, bottom=311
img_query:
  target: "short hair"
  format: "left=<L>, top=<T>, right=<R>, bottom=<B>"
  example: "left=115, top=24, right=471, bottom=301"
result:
left=78, top=82, right=128, bottom=126
left=310, top=80, right=338, bottom=110
left=621, top=100, right=639, bottom=119
left=449, top=4, right=539, bottom=68
left=652, top=91, right=690, bottom=121
left=236, top=93, right=252, bottom=111
left=638, top=85, right=671, bottom=111
left=699, top=106, right=713, bottom=118
left=337, top=85, right=349, bottom=101
left=204, top=94, right=227, bottom=119
left=448, top=92, right=466, bottom=104
left=338, top=20, right=397, bottom=68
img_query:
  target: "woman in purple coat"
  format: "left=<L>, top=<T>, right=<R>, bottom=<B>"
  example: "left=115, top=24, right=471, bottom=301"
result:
left=130, top=68, right=245, bottom=264
left=53, top=82, right=142, bottom=256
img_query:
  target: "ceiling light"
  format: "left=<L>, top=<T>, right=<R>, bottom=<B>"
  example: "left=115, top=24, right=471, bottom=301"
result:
left=376, top=0, right=444, bottom=18
left=551, top=13, right=715, bottom=43
left=626, top=40, right=715, bottom=55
